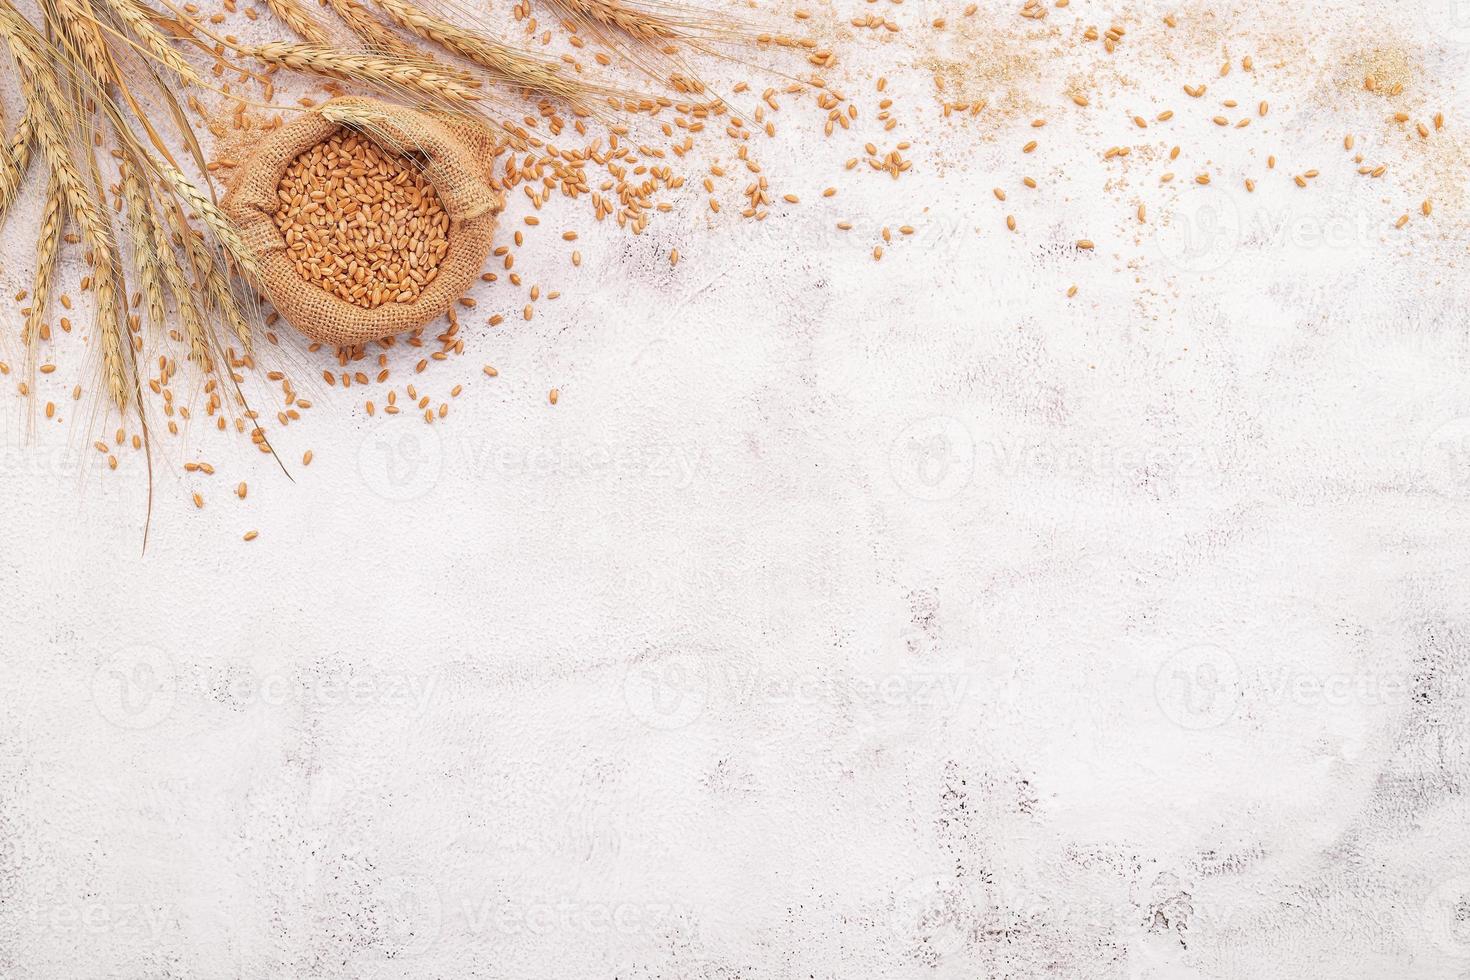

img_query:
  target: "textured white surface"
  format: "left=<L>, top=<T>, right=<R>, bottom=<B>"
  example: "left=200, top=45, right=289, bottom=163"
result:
left=4, top=0, right=1470, bottom=976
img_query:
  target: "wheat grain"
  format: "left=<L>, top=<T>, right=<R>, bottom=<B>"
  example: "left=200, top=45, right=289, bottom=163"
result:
left=273, top=126, right=450, bottom=309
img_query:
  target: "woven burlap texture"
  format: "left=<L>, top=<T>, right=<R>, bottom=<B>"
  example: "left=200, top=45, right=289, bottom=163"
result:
left=221, top=97, right=502, bottom=348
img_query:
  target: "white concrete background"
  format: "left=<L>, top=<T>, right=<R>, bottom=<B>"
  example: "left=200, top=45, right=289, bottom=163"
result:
left=3, top=0, right=1470, bottom=976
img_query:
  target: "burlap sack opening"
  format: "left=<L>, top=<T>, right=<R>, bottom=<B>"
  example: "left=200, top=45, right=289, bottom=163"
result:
left=221, top=97, right=503, bottom=348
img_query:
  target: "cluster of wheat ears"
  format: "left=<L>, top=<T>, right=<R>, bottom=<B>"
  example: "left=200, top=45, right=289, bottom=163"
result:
left=0, top=0, right=763, bottom=438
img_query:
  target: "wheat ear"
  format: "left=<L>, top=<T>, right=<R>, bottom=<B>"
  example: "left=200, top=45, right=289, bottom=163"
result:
left=83, top=115, right=133, bottom=415
left=148, top=158, right=261, bottom=286
left=248, top=42, right=482, bottom=104
left=176, top=216, right=252, bottom=354
left=93, top=253, right=129, bottom=411
left=46, top=0, right=118, bottom=84
left=372, top=0, right=591, bottom=103
left=155, top=208, right=210, bottom=365
left=1, top=17, right=117, bottom=257
left=0, top=112, right=34, bottom=222
left=317, top=0, right=423, bottom=62
left=121, top=161, right=166, bottom=331
left=263, top=0, right=333, bottom=44
left=198, top=247, right=252, bottom=354
left=545, top=0, right=679, bottom=45
left=102, top=0, right=204, bottom=86
left=2, top=6, right=130, bottom=408
left=24, top=174, right=64, bottom=350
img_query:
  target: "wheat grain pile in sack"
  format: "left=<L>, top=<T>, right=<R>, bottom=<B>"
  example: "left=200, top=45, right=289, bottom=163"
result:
left=222, top=97, right=503, bottom=347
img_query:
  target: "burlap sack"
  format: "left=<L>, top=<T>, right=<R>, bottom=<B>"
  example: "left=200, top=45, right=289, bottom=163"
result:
left=221, top=97, right=502, bottom=347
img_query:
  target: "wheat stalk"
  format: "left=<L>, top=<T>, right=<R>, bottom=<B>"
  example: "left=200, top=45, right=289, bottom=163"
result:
left=372, top=0, right=592, bottom=103
left=176, top=214, right=252, bottom=354
left=248, top=41, right=483, bottom=104
left=121, top=160, right=166, bottom=331
left=93, top=254, right=129, bottom=410
left=198, top=246, right=252, bottom=353
left=18, top=78, right=126, bottom=391
left=545, top=0, right=680, bottom=45
left=318, top=0, right=423, bottom=62
left=2, top=5, right=133, bottom=409
left=24, top=174, right=64, bottom=350
left=0, top=112, right=34, bottom=222
left=1, top=14, right=118, bottom=257
left=263, top=0, right=332, bottom=44
left=155, top=207, right=211, bottom=365
left=153, top=157, right=262, bottom=285
left=46, top=0, right=118, bottom=84
left=82, top=104, right=134, bottom=415
left=101, top=0, right=204, bottom=86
